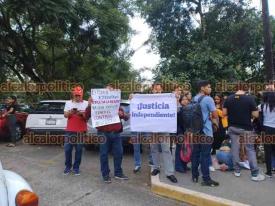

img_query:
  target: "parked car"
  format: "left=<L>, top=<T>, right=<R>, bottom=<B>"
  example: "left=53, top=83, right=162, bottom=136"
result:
left=25, top=100, right=132, bottom=146
left=0, top=104, right=28, bottom=142
left=25, top=100, right=67, bottom=136
left=0, top=161, right=39, bottom=206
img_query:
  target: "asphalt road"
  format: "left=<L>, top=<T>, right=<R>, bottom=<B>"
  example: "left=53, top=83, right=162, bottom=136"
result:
left=0, top=142, right=186, bottom=206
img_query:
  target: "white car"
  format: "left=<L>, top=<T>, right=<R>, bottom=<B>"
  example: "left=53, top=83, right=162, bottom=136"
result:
left=26, top=100, right=68, bottom=135
left=0, top=161, right=38, bottom=206
left=25, top=100, right=131, bottom=145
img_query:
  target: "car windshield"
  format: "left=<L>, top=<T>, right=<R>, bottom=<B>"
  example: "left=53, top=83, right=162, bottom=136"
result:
left=31, top=102, right=65, bottom=114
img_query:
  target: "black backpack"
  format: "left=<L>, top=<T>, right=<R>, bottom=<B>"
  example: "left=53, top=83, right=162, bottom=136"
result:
left=179, top=95, right=206, bottom=134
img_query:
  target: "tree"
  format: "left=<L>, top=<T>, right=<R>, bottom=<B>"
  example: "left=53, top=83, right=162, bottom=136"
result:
left=0, top=0, right=137, bottom=99
left=137, top=0, right=265, bottom=88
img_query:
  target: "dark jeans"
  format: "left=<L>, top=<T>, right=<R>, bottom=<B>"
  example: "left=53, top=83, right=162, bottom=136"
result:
left=263, top=126, right=275, bottom=175
left=7, top=114, right=17, bottom=144
left=64, top=132, right=84, bottom=170
left=100, top=132, right=123, bottom=177
left=175, top=142, right=187, bottom=172
left=191, top=136, right=212, bottom=182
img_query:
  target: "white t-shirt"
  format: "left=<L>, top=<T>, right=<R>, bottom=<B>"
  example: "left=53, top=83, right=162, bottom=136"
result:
left=262, top=104, right=275, bottom=128
left=64, top=100, right=88, bottom=112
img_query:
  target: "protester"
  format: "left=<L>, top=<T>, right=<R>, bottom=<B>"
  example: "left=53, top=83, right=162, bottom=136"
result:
left=173, top=84, right=183, bottom=108
left=86, top=84, right=129, bottom=183
left=212, top=94, right=227, bottom=155
left=261, top=91, right=275, bottom=178
left=4, top=96, right=18, bottom=147
left=216, top=139, right=249, bottom=172
left=171, top=84, right=183, bottom=152
left=223, top=88, right=265, bottom=181
left=150, top=82, right=178, bottom=183
left=63, top=86, right=88, bottom=176
left=191, top=80, right=219, bottom=187
left=183, top=91, right=192, bottom=102
left=129, top=93, right=154, bottom=173
left=175, top=94, right=190, bottom=173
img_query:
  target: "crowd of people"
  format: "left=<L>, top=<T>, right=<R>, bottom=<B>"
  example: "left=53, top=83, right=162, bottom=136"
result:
left=63, top=81, right=275, bottom=187
left=3, top=80, right=275, bottom=188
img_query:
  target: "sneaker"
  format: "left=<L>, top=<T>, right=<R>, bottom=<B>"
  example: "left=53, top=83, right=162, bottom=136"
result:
left=265, top=172, right=272, bottom=178
left=166, top=175, right=178, bottom=183
left=114, top=174, right=129, bottom=180
left=148, top=161, right=154, bottom=167
left=192, top=176, right=199, bottom=183
left=234, top=171, right=241, bottom=177
left=73, top=169, right=80, bottom=176
left=151, top=169, right=160, bottom=176
left=251, top=173, right=265, bottom=181
left=133, top=166, right=141, bottom=174
left=63, top=168, right=71, bottom=175
left=201, top=179, right=219, bottom=187
left=209, top=166, right=216, bottom=172
left=103, top=176, right=112, bottom=183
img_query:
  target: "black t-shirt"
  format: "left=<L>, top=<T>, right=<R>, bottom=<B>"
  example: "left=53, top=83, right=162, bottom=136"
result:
left=5, top=104, right=17, bottom=114
left=223, top=94, right=257, bottom=130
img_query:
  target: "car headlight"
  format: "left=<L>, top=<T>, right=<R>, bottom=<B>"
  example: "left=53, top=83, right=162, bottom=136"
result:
left=15, top=190, right=39, bottom=206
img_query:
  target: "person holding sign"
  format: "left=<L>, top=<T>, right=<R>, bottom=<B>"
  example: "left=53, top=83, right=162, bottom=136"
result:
left=148, top=83, right=178, bottom=183
left=63, top=86, right=88, bottom=176
left=86, top=84, right=129, bottom=183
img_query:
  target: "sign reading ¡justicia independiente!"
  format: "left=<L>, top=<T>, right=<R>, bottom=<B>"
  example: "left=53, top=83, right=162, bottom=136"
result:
left=130, top=93, right=177, bottom=133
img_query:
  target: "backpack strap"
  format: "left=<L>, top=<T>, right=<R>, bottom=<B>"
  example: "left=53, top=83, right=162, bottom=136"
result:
left=198, top=95, right=206, bottom=103
left=192, top=95, right=206, bottom=103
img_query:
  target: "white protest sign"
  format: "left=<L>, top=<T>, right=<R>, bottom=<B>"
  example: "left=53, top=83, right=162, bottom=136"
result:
left=130, top=93, right=177, bottom=133
left=91, top=89, right=121, bottom=128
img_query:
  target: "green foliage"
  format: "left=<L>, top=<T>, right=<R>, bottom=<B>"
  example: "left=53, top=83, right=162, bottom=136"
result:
left=136, top=0, right=266, bottom=87
left=0, top=0, right=137, bottom=99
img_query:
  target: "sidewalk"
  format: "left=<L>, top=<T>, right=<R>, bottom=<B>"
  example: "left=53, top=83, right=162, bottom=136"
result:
left=153, top=163, right=275, bottom=206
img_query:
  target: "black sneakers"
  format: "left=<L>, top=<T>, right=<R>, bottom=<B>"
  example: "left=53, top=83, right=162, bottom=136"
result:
left=114, top=174, right=129, bottom=180
left=192, top=176, right=199, bottom=183
left=201, top=179, right=219, bottom=187
left=103, top=176, right=112, bottom=183
left=151, top=169, right=160, bottom=176
left=166, top=175, right=178, bottom=183
left=133, top=166, right=141, bottom=174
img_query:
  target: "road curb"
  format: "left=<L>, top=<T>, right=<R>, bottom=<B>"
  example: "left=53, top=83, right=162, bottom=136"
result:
left=151, top=175, right=250, bottom=206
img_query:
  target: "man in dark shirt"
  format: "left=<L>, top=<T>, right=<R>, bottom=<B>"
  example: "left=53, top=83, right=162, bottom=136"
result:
left=223, top=89, right=265, bottom=181
left=3, top=96, right=17, bottom=147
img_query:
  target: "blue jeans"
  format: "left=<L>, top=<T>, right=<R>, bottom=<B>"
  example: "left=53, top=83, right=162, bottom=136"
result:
left=100, top=132, right=123, bottom=177
left=175, top=143, right=187, bottom=172
left=132, top=132, right=142, bottom=167
left=64, top=132, right=84, bottom=170
left=216, top=151, right=233, bottom=170
left=191, top=136, right=213, bottom=181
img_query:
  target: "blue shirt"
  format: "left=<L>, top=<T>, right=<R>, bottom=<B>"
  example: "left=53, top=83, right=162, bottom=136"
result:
left=194, top=94, right=216, bottom=137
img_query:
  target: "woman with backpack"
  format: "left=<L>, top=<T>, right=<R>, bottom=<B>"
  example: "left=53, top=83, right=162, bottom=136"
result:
left=261, top=91, right=275, bottom=178
left=175, top=94, right=191, bottom=173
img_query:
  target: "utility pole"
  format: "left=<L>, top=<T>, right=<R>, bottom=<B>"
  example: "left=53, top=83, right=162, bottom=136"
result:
left=262, top=0, right=274, bottom=81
